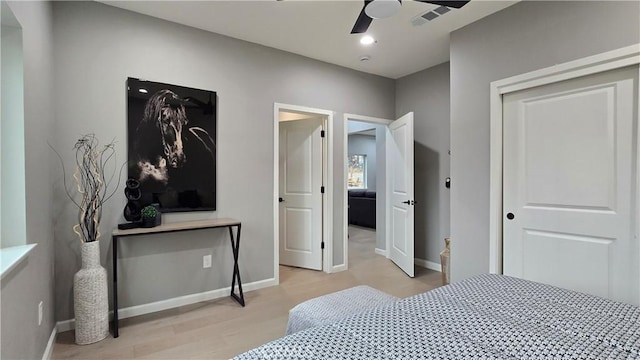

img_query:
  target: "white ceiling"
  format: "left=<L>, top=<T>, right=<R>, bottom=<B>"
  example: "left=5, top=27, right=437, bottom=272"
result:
left=99, top=0, right=518, bottom=79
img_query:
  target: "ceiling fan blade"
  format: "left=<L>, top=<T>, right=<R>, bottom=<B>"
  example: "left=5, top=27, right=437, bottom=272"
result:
left=351, top=2, right=374, bottom=34
left=413, top=0, right=470, bottom=9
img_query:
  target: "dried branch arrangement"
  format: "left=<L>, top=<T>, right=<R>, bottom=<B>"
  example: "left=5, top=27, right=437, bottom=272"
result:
left=52, top=134, right=125, bottom=242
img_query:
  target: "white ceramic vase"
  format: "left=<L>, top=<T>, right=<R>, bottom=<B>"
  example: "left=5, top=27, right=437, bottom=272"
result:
left=74, top=241, right=109, bottom=345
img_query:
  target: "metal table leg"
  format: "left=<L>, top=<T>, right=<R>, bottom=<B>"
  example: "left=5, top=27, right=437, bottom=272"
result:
left=229, top=225, right=245, bottom=306
left=112, top=235, right=119, bottom=338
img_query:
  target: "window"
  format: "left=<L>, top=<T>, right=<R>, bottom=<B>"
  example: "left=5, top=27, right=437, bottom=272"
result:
left=347, top=154, right=367, bottom=189
left=0, top=1, right=33, bottom=279
left=1, top=2, right=26, bottom=249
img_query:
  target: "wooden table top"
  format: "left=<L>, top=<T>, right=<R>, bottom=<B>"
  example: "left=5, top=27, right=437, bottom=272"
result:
left=112, top=218, right=241, bottom=236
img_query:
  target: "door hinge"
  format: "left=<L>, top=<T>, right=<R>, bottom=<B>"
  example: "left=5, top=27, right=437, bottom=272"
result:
left=321, top=186, right=325, bottom=194
left=321, top=242, right=325, bottom=249
left=320, top=130, right=325, bottom=138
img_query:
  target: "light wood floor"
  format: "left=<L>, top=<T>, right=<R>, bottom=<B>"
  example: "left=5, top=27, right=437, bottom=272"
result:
left=52, top=226, right=443, bottom=359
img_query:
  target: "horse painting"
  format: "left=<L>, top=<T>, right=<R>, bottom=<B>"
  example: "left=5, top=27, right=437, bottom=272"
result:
left=133, top=89, right=188, bottom=184
left=127, top=78, right=216, bottom=211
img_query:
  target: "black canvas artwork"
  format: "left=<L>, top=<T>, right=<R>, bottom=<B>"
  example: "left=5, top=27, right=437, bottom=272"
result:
left=127, top=78, right=216, bottom=212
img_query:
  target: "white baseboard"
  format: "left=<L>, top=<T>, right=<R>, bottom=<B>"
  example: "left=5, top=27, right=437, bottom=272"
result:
left=57, top=277, right=277, bottom=333
left=118, top=278, right=276, bottom=319
left=375, top=248, right=388, bottom=257
left=42, top=326, right=57, bottom=360
left=57, top=318, right=74, bottom=333
left=331, top=264, right=347, bottom=273
left=415, top=258, right=441, bottom=272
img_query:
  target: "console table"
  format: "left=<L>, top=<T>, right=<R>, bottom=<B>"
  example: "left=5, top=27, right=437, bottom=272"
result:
left=111, top=218, right=244, bottom=338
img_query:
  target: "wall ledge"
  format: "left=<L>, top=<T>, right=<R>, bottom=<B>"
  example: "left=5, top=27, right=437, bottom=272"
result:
left=0, top=243, right=36, bottom=280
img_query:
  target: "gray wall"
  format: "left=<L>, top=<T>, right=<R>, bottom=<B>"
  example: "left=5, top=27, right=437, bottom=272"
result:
left=52, top=1, right=395, bottom=322
left=348, top=134, right=377, bottom=190
left=449, top=1, right=640, bottom=282
left=0, top=1, right=56, bottom=359
left=396, top=62, right=450, bottom=265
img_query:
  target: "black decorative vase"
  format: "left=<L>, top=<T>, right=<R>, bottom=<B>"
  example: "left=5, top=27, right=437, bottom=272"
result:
left=123, top=178, right=142, bottom=222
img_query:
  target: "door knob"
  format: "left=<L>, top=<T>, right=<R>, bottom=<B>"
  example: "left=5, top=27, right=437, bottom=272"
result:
left=279, top=197, right=284, bottom=203
left=506, top=212, right=515, bottom=220
left=402, top=200, right=416, bottom=205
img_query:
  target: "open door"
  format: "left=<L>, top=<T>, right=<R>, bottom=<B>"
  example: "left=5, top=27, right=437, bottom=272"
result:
left=387, top=112, right=415, bottom=277
left=279, top=118, right=323, bottom=270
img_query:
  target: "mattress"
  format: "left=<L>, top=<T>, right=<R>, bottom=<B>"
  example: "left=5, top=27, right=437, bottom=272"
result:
left=234, top=274, right=640, bottom=359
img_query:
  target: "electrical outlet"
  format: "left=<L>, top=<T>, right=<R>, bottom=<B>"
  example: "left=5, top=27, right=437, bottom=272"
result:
left=38, top=301, right=43, bottom=326
left=203, top=255, right=212, bottom=268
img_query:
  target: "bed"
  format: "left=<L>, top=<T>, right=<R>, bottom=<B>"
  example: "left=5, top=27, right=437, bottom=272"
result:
left=234, top=274, right=640, bottom=359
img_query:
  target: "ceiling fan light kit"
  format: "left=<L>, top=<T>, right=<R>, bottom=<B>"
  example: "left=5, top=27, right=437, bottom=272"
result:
left=351, top=0, right=471, bottom=34
left=365, top=0, right=402, bottom=19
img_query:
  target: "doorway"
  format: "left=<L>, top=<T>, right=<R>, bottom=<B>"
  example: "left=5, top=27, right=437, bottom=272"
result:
left=279, top=117, right=323, bottom=270
left=342, top=113, right=416, bottom=277
left=346, top=119, right=384, bottom=269
left=273, top=103, right=333, bottom=277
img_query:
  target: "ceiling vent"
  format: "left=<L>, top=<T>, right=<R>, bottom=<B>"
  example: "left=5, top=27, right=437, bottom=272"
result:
left=434, top=6, right=450, bottom=15
left=411, top=5, right=450, bottom=26
left=411, top=16, right=428, bottom=26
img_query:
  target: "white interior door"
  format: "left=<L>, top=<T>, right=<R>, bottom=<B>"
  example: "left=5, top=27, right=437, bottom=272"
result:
left=279, top=118, right=323, bottom=270
left=503, top=66, right=639, bottom=305
left=387, top=112, right=415, bottom=277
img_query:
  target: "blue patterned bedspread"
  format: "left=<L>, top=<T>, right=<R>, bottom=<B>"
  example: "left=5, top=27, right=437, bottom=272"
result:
left=234, top=274, right=640, bottom=359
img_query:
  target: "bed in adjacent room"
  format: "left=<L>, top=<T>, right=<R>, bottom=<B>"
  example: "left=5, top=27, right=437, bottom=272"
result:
left=235, top=274, right=640, bottom=359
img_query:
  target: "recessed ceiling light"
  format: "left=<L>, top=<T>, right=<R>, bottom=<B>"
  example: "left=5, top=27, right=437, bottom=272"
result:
left=360, top=35, right=375, bottom=45
left=138, top=88, right=148, bottom=94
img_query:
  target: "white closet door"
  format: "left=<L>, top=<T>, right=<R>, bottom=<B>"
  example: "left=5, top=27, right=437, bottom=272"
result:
left=503, top=65, right=639, bottom=305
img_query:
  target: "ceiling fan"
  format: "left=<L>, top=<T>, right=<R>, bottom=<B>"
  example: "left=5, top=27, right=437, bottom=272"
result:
left=351, top=0, right=470, bottom=34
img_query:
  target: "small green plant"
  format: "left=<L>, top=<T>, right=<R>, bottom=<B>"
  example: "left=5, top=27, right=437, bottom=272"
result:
left=141, top=205, right=158, bottom=219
